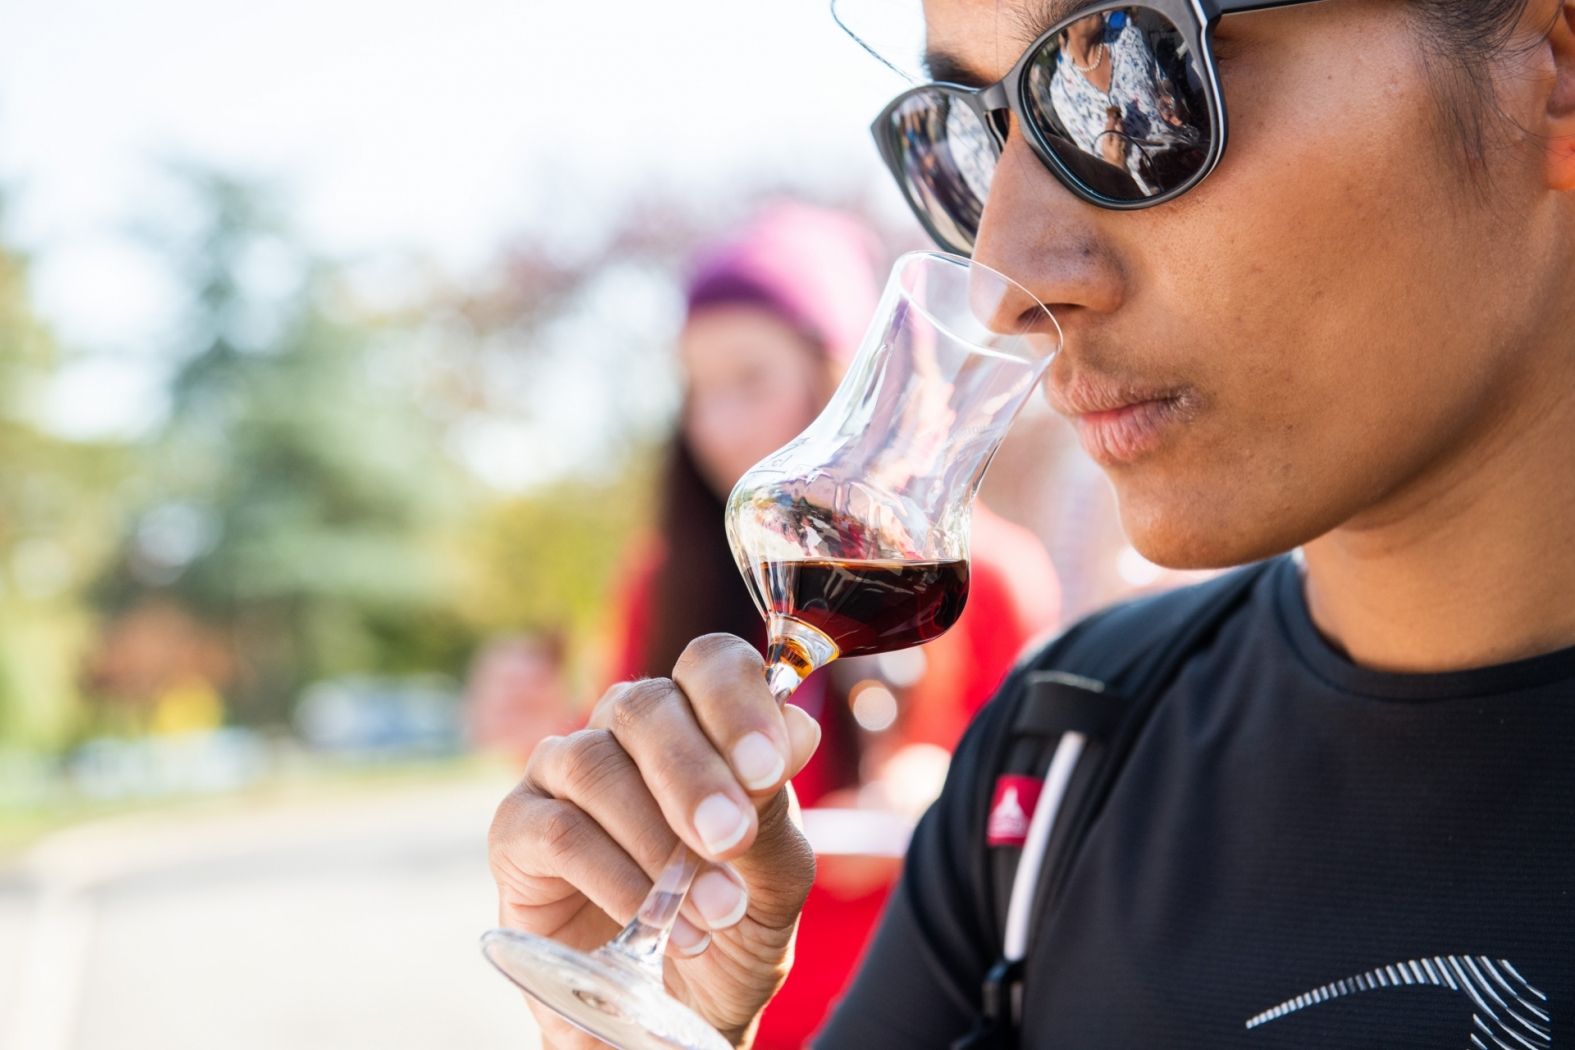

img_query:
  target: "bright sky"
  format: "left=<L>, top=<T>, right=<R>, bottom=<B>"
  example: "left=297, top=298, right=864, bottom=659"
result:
left=0, top=0, right=915, bottom=447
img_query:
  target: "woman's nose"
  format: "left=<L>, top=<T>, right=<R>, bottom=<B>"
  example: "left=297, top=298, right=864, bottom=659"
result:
left=970, top=128, right=1127, bottom=335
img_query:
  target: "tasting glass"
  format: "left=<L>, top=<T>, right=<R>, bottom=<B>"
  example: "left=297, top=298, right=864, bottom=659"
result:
left=482, top=251, right=1059, bottom=1049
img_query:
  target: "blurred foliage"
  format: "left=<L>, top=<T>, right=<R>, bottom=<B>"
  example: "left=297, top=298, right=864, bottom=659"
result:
left=90, top=170, right=482, bottom=728
left=0, top=191, right=127, bottom=749
left=457, top=462, right=656, bottom=662
left=0, top=167, right=890, bottom=764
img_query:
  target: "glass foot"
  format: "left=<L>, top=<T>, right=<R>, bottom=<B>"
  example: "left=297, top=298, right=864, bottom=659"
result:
left=481, top=928, right=732, bottom=1050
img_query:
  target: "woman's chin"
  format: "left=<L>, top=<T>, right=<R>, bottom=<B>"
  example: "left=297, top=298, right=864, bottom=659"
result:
left=1116, top=495, right=1310, bottom=573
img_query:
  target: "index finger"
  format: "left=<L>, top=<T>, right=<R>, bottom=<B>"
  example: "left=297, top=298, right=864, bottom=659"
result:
left=671, top=634, right=799, bottom=795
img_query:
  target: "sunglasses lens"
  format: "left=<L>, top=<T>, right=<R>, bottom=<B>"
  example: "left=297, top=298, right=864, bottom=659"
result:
left=879, top=88, right=1000, bottom=255
left=1022, top=7, right=1210, bottom=202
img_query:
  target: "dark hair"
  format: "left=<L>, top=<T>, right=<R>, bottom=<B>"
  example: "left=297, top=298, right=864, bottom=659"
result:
left=639, top=437, right=760, bottom=679
left=1409, top=0, right=1555, bottom=174
left=638, top=433, right=863, bottom=793
left=640, top=321, right=833, bottom=676
left=1414, top=0, right=1532, bottom=62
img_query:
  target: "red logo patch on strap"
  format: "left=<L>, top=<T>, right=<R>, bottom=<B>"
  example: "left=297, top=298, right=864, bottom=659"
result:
left=987, top=775, right=1043, bottom=847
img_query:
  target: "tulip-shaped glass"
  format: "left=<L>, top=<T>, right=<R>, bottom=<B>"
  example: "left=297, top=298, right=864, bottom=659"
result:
left=482, top=251, right=1060, bottom=1049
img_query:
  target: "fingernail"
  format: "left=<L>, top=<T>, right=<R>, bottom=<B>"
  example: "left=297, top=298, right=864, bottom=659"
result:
left=690, top=869, right=748, bottom=929
left=783, top=703, right=822, bottom=768
left=731, top=732, right=786, bottom=790
left=694, top=793, right=750, bottom=855
left=670, top=916, right=711, bottom=956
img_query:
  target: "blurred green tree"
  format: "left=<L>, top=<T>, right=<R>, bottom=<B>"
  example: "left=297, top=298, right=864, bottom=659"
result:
left=0, top=191, right=126, bottom=749
left=94, top=169, right=476, bottom=728
left=456, top=463, right=655, bottom=681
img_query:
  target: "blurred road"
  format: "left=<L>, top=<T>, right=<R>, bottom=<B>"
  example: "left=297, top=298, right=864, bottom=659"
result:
left=0, top=769, right=542, bottom=1050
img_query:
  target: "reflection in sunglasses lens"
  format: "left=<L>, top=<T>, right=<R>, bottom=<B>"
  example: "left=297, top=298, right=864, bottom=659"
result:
left=888, top=90, right=997, bottom=255
left=1021, top=7, right=1209, bottom=202
left=880, top=6, right=1215, bottom=252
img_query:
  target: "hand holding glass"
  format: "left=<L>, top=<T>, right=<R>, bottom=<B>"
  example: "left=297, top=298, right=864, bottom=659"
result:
left=482, top=251, right=1059, bottom=1049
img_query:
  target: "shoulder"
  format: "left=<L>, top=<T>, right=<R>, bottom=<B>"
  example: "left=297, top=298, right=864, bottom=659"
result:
left=1005, top=557, right=1283, bottom=696
left=892, top=562, right=1284, bottom=944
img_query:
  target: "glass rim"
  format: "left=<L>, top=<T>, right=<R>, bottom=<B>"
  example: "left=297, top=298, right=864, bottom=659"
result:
left=890, top=250, right=1063, bottom=363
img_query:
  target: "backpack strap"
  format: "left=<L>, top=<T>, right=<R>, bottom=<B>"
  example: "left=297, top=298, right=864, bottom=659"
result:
left=951, top=559, right=1277, bottom=1050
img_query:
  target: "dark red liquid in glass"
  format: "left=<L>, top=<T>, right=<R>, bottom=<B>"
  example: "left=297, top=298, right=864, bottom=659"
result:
left=758, top=558, right=969, bottom=659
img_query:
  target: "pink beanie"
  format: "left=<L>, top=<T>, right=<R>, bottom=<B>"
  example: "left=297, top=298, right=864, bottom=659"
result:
left=684, top=201, right=884, bottom=365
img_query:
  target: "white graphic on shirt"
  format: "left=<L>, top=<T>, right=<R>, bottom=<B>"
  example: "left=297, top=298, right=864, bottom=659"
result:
left=1245, top=955, right=1549, bottom=1048
left=987, top=787, right=1031, bottom=841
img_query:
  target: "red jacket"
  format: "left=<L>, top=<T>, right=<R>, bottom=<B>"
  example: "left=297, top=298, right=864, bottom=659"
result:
left=607, top=507, right=1060, bottom=1047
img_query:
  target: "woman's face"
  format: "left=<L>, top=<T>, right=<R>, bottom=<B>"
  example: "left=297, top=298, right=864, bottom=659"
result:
left=1064, top=14, right=1105, bottom=52
left=925, top=0, right=1575, bottom=568
left=679, top=304, right=831, bottom=495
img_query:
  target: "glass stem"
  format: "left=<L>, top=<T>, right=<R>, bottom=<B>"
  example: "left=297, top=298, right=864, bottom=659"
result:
left=604, top=657, right=819, bottom=981
left=607, top=841, right=702, bottom=978
left=765, top=661, right=805, bottom=705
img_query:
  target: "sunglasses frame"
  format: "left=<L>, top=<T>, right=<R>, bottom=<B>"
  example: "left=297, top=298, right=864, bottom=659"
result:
left=870, top=0, right=1329, bottom=252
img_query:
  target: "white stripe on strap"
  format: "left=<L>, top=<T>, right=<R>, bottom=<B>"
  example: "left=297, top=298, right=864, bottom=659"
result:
left=1003, top=731, right=1086, bottom=962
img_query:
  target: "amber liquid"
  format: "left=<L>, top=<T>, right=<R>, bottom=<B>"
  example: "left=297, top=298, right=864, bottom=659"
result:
left=757, top=558, right=969, bottom=665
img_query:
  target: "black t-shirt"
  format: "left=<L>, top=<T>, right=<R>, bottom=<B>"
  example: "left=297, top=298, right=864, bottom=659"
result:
left=818, top=556, right=1575, bottom=1048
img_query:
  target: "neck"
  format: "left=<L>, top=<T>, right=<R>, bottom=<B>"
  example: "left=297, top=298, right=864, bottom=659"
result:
left=1301, top=338, right=1575, bottom=673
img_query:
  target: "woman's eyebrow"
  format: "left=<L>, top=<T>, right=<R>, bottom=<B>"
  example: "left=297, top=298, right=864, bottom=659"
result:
left=922, top=0, right=1090, bottom=85
left=921, top=48, right=995, bottom=86
left=1009, top=0, right=1089, bottom=42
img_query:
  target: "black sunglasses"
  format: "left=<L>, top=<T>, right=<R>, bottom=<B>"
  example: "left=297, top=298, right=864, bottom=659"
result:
left=870, top=0, right=1327, bottom=255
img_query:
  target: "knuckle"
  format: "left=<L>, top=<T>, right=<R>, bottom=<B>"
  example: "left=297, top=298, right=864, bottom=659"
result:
left=607, top=678, right=675, bottom=735
left=673, top=633, right=757, bottom=688
left=488, top=787, right=547, bottom=891
left=520, top=733, right=567, bottom=789
left=486, top=800, right=516, bottom=861
left=587, top=681, right=632, bottom=729
left=487, top=780, right=536, bottom=856
left=556, top=729, right=628, bottom=796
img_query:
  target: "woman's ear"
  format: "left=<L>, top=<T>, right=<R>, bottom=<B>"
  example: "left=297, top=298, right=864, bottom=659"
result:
left=1544, top=0, right=1575, bottom=190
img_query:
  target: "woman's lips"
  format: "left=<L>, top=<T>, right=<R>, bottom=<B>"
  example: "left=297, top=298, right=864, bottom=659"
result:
left=1047, top=371, right=1197, bottom=466
left=1072, top=396, right=1189, bottom=465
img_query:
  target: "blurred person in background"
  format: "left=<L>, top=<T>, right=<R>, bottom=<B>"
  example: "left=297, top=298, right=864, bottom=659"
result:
left=465, top=632, right=579, bottom=763
left=487, top=201, right=1060, bottom=1046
